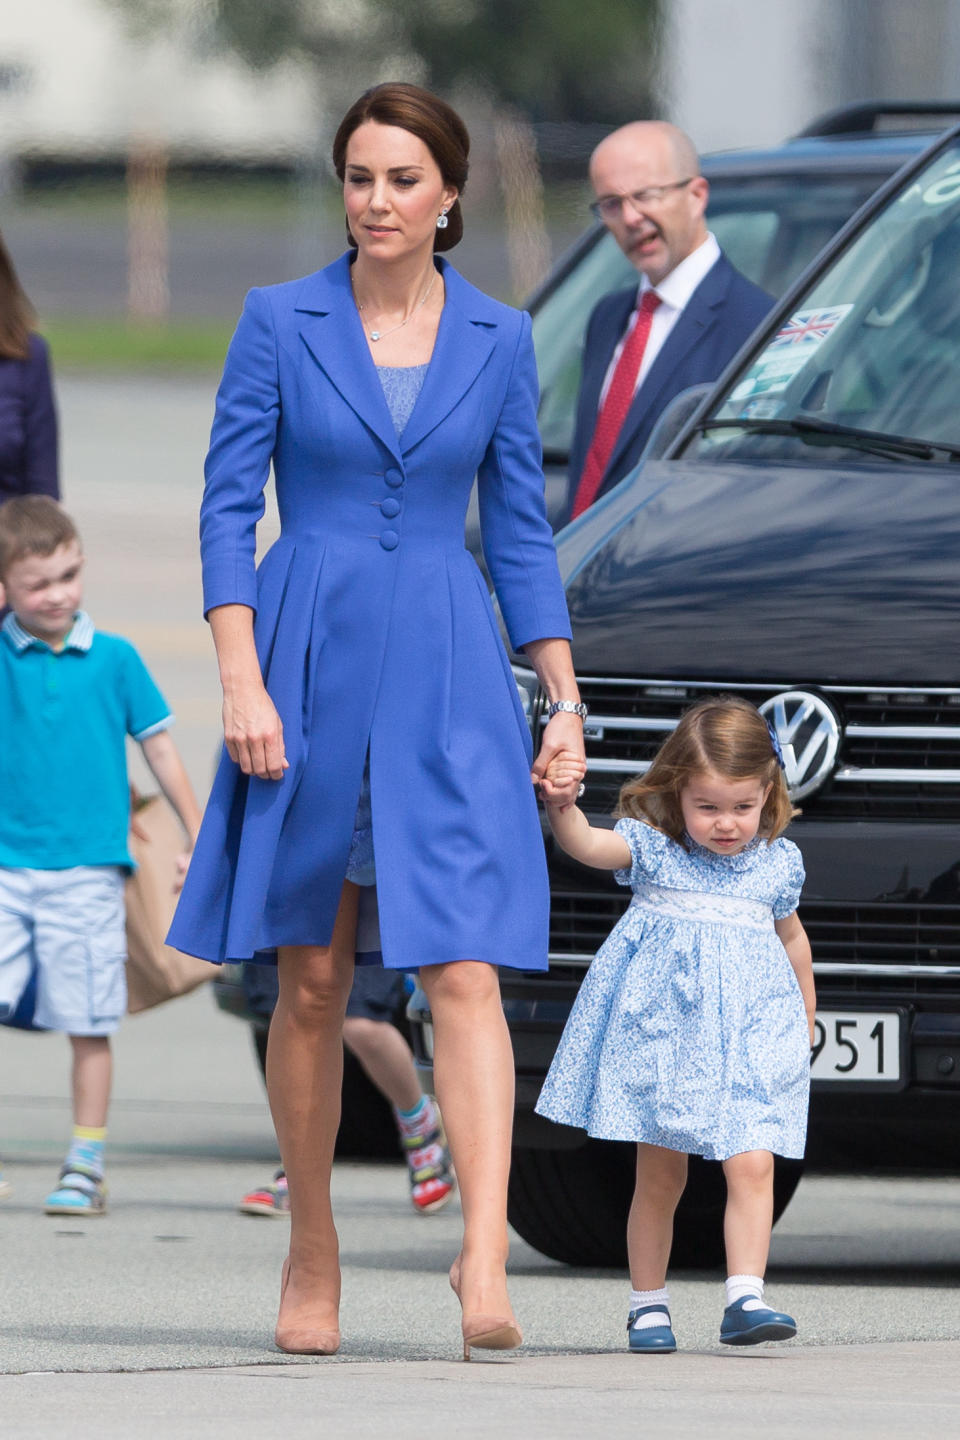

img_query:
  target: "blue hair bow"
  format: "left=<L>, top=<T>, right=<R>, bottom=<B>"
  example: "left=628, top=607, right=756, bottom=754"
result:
left=765, top=718, right=785, bottom=770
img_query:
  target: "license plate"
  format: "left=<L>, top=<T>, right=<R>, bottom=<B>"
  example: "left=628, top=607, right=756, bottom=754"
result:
left=810, top=1010, right=901, bottom=1083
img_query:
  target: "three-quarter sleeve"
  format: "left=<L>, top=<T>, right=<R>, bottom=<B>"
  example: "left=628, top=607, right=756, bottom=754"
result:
left=22, top=334, right=59, bottom=499
left=199, top=288, right=280, bottom=617
left=476, top=311, right=572, bottom=651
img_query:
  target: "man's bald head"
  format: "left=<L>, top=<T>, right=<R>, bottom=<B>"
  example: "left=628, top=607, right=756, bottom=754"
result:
left=590, top=122, right=700, bottom=188
left=588, top=121, right=709, bottom=285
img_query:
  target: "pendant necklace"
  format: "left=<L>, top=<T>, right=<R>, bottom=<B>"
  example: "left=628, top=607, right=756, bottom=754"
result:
left=353, top=268, right=436, bottom=342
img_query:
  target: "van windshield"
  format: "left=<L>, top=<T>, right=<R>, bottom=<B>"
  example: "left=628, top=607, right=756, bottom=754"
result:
left=687, top=138, right=960, bottom=463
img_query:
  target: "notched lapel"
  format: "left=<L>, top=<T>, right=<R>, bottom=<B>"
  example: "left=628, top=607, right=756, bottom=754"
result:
left=400, top=281, right=497, bottom=455
left=295, top=262, right=402, bottom=463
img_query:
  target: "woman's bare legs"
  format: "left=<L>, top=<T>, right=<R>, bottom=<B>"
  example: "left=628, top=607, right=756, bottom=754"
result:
left=418, top=960, right=516, bottom=1324
left=267, top=881, right=359, bottom=1338
left=627, top=1143, right=689, bottom=1289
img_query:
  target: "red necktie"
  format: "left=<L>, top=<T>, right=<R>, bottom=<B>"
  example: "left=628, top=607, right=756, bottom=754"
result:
left=571, top=290, right=661, bottom=520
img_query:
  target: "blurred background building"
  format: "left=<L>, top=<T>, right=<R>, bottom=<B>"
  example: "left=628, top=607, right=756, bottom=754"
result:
left=1, top=0, right=959, bottom=344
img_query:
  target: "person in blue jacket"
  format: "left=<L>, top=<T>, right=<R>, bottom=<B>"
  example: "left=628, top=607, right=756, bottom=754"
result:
left=168, top=83, right=585, bottom=1359
left=0, top=230, right=58, bottom=504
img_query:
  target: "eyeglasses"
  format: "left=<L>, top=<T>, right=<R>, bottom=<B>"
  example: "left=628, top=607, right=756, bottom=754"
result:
left=589, top=179, right=693, bottom=221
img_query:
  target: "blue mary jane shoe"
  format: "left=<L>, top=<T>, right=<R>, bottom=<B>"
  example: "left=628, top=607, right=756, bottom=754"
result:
left=719, top=1297, right=796, bottom=1345
left=627, top=1304, right=677, bottom=1353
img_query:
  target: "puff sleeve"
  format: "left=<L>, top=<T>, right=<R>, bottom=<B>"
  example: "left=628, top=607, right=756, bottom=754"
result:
left=613, top=818, right=670, bottom=890
left=772, top=839, right=806, bottom=919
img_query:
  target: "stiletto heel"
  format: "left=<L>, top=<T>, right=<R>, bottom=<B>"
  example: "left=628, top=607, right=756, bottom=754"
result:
left=449, top=1253, right=522, bottom=1361
left=274, top=1257, right=341, bottom=1355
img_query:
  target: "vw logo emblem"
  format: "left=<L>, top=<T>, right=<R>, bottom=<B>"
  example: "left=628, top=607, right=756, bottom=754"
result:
left=759, top=691, right=840, bottom=800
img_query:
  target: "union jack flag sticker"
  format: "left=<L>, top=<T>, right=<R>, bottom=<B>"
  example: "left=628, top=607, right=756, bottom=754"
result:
left=769, top=305, right=852, bottom=348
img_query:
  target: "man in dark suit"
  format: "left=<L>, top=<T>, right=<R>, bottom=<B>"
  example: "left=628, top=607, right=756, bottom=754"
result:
left=564, top=122, right=773, bottom=524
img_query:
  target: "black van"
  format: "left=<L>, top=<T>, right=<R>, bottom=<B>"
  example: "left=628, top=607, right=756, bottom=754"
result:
left=414, top=119, right=960, bottom=1267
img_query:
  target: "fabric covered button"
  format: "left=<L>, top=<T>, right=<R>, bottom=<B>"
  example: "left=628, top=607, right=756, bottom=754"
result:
left=384, top=468, right=404, bottom=488
left=380, top=497, right=401, bottom=519
left=380, top=530, right=399, bottom=551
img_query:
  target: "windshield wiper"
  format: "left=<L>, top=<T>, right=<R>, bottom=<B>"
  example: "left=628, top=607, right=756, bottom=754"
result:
left=699, top=414, right=960, bottom=463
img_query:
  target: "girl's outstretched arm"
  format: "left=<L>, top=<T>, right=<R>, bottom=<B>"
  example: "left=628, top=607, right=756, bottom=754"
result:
left=542, top=755, right=632, bottom=869
left=775, top=910, right=816, bottom=1045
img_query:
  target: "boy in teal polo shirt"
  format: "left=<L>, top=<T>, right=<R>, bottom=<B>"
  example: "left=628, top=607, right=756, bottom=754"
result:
left=0, top=496, right=202, bottom=1213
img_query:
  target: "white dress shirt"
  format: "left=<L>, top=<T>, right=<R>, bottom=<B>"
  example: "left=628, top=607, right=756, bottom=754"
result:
left=598, top=232, right=722, bottom=407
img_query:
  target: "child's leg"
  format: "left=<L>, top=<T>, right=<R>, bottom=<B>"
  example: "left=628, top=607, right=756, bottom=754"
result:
left=342, top=1015, right=422, bottom=1111
left=343, top=969, right=455, bottom=1214
left=721, top=1148, right=773, bottom=1277
left=71, top=1036, right=112, bottom=1130
left=719, top=1150, right=796, bottom=1344
left=45, top=1035, right=113, bottom=1216
left=627, top=1142, right=688, bottom=1288
left=625, top=1144, right=687, bottom=1353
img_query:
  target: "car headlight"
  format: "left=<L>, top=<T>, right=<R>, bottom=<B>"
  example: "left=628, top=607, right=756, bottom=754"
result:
left=512, top=664, right=540, bottom=737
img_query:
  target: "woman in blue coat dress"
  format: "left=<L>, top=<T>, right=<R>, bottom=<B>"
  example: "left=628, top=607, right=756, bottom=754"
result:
left=168, top=84, right=585, bottom=1356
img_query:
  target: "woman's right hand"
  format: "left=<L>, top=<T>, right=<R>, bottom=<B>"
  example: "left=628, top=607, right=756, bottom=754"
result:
left=222, top=683, right=289, bottom=780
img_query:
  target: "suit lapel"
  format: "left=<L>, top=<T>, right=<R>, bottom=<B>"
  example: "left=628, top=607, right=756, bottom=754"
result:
left=294, top=254, right=497, bottom=463
left=400, top=261, right=497, bottom=455
left=605, top=257, right=733, bottom=480
left=295, top=255, right=402, bottom=464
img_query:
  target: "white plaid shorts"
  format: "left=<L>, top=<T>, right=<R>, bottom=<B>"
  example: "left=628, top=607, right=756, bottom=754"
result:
left=0, top=865, right=127, bottom=1036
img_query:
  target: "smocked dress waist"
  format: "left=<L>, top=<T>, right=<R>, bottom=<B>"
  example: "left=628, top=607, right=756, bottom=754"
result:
left=628, top=883, right=775, bottom=931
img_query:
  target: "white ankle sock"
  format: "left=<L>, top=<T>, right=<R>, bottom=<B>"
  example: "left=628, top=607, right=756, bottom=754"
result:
left=725, top=1274, right=765, bottom=1311
left=628, top=1286, right=670, bottom=1329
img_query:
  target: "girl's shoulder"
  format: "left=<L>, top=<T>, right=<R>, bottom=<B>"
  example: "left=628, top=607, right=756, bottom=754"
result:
left=762, top=834, right=806, bottom=917
left=763, top=834, right=803, bottom=867
left=613, top=816, right=675, bottom=882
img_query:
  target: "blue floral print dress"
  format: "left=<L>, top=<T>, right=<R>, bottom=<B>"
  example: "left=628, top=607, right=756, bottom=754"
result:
left=535, top=819, right=810, bottom=1160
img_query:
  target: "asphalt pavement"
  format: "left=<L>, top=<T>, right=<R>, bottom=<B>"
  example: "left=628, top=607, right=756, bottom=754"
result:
left=1, top=377, right=959, bottom=1435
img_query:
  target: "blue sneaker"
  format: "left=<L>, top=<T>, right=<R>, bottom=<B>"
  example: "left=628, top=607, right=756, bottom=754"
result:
left=44, top=1166, right=107, bottom=1216
left=627, top=1304, right=677, bottom=1353
left=720, top=1297, right=796, bottom=1345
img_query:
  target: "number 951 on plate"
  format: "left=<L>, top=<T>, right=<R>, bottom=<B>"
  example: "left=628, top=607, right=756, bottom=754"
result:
left=810, top=1009, right=907, bottom=1089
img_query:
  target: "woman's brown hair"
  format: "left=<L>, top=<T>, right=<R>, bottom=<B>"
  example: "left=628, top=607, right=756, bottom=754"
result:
left=332, top=82, right=469, bottom=252
left=0, top=230, right=35, bottom=360
left=617, top=695, right=797, bottom=845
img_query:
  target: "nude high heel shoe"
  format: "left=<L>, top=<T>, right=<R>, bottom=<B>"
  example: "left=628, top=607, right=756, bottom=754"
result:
left=449, top=1253, right=522, bottom=1361
left=274, top=1257, right=341, bottom=1355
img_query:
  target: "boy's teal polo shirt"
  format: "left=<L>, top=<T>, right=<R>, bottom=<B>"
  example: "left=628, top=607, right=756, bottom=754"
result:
left=0, top=611, right=173, bottom=869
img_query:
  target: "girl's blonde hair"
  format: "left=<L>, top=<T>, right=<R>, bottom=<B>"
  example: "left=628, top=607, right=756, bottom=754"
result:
left=617, top=695, right=797, bottom=844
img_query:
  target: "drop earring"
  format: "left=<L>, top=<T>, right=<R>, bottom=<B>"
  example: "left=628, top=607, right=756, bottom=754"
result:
left=436, top=210, right=449, bottom=230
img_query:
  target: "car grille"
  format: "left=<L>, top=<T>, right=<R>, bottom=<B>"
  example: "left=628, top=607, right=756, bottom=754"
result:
left=547, top=891, right=960, bottom=995
left=534, top=677, right=960, bottom=819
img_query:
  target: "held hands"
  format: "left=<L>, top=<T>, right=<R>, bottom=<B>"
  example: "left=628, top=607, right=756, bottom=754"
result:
left=223, top=683, right=289, bottom=781
left=537, top=747, right=587, bottom=811
left=531, top=711, right=587, bottom=808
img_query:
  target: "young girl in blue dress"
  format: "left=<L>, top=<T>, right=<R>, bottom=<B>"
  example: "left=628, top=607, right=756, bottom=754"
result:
left=536, top=696, right=815, bottom=1352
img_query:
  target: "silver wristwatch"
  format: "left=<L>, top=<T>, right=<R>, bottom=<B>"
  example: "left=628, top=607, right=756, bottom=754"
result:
left=546, top=700, right=588, bottom=721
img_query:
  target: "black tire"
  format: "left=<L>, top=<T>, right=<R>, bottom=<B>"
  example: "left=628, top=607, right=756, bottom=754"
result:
left=251, top=1024, right=402, bottom=1162
left=507, top=1140, right=803, bottom=1269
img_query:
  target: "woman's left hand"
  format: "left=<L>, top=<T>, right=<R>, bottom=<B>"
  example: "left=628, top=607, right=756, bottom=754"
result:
left=532, top=711, right=587, bottom=805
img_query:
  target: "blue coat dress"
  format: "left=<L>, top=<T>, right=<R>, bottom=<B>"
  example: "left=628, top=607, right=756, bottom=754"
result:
left=167, top=253, right=572, bottom=970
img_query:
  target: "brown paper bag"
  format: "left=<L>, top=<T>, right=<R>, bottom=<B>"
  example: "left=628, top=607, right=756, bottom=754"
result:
left=125, top=794, right=218, bottom=1013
